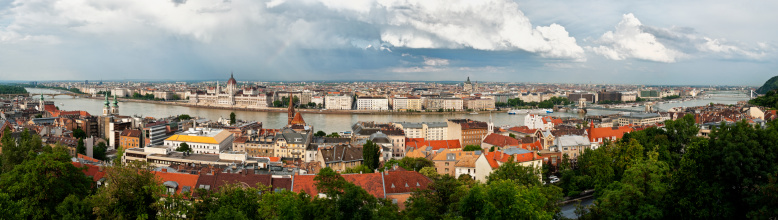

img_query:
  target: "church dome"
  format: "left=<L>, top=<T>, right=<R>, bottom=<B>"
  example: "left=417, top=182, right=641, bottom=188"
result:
left=227, top=73, right=237, bottom=85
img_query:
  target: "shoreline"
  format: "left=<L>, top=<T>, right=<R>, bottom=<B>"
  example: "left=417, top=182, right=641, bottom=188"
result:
left=87, top=96, right=509, bottom=115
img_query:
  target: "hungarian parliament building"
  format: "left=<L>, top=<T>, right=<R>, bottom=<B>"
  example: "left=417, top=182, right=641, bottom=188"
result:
left=188, top=74, right=269, bottom=108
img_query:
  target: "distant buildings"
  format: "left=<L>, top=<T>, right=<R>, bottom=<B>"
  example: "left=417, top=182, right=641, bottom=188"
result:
left=325, top=95, right=353, bottom=110
left=447, top=119, right=491, bottom=147
left=393, top=122, right=448, bottom=140
left=356, top=96, right=389, bottom=110
left=189, top=74, right=268, bottom=108
left=391, top=97, right=422, bottom=111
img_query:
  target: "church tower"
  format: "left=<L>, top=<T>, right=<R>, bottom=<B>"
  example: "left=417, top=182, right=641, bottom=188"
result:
left=38, top=94, right=45, bottom=111
left=111, top=95, right=119, bottom=115
left=102, top=95, right=110, bottom=116
left=287, top=92, right=296, bottom=125
left=226, top=73, right=237, bottom=105
left=464, top=77, right=473, bottom=93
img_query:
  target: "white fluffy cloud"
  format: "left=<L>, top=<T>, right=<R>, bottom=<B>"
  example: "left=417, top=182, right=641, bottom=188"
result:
left=0, top=0, right=585, bottom=60
left=370, top=0, right=585, bottom=60
left=589, top=13, right=769, bottom=62
left=588, top=14, right=684, bottom=63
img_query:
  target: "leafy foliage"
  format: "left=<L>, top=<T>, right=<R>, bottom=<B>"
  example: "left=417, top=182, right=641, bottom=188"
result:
left=0, top=85, right=28, bottom=94
left=178, top=114, right=191, bottom=121
left=314, top=130, right=327, bottom=137
left=176, top=142, right=192, bottom=153
left=362, top=140, right=380, bottom=170
left=749, top=89, right=778, bottom=109
left=1, top=128, right=43, bottom=172
left=382, top=157, right=435, bottom=171
left=0, top=148, right=93, bottom=219
left=229, top=112, right=236, bottom=125
left=463, top=145, right=482, bottom=151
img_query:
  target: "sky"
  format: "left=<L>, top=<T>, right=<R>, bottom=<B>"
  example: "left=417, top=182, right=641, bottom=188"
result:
left=0, top=0, right=776, bottom=85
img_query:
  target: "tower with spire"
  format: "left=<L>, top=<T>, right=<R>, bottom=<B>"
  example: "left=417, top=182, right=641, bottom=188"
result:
left=287, top=92, right=296, bottom=125
left=111, top=95, right=119, bottom=115
left=102, top=95, right=110, bottom=116
left=464, top=76, right=474, bottom=93
left=38, top=94, right=45, bottom=111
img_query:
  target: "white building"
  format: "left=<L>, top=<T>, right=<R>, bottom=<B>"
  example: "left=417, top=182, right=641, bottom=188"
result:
left=393, top=122, right=448, bottom=140
left=325, top=95, right=353, bottom=110
left=424, top=98, right=463, bottom=110
left=189, top=74, right=268, bottom=108
left=163, top=128, right=235, bottom=154
left=392, top=97, right=422, bottom=111
left=356, top=97, right=389, bottom=110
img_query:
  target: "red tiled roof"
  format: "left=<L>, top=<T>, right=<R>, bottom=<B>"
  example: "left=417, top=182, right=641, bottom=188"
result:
left=382, top=170, right=431, bottom=194
left=588, top=122, right=633, bottom=143
left=542, top=116, right=563, bottom=126
left=77, top=154, right=101, bottom=163
left=291, top=112, right=306, bottom=125
left=482, top=133, right=520, bottom=147
left=72, top=162, right=106, bottom=183
left=406, top=138, right=462, bottom=150
left=120, top=129, right=142, bottom=138
left=508, top=126, right=538, bottom=134
left=293, top=172, right=386, bottom=198
left=233, top=136, right=248, bottom=143
left=486, top=149, right=538, bottom=166
left=523, top=140, right=543, bottom=151
left=155, top=170, right=199, bottom=197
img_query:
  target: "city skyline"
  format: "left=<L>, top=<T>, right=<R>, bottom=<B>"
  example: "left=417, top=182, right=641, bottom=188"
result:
left=0, top=0, right=776, bottom=85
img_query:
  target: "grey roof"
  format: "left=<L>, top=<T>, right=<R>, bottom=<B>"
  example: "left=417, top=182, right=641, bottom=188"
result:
left=501, top=147, right=532, bottom=155
left=621, top=112, right=662, bottom=119
left=555, top=135, right=590, bottom=147
left=369, top=131, right=391, bottom=144
left=31, top=117, right=57, bottom=125
left=427, top=122, right=448, bottom=128
left=276, top=132, right=308, bottom=145
left=396, top=122, right=423, bottom=129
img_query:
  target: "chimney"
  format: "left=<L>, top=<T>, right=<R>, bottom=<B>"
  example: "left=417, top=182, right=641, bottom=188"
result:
left=161, top=168, right=167, bottom=173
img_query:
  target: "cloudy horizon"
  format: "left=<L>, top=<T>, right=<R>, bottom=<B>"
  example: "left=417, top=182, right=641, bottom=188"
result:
left=0, top=0, right=775, bottom=85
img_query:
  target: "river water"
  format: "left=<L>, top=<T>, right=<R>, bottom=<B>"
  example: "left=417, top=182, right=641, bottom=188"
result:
left=27, top=88, right=750, bottom=133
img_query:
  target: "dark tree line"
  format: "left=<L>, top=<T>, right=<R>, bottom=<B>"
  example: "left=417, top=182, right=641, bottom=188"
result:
left=0, top=85, right=28, bottom=94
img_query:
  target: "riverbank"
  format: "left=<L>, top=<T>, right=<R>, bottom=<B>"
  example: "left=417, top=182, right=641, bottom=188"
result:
left=87, top=96, right=509, bottom=115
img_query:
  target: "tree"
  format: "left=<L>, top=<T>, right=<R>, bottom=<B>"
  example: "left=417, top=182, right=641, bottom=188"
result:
left=404, top=175, right=466, bottom=219
left=313, top=167, right=394, bottom=219
left=508, top=133, right=516, bottom=139
left=93, top=142, right=107, bottom=161
left=273, top=100, right=283, bottom=107
left=591, top=151, right=670, bottom=220
left=326, top=132, right=341, bottom=138
left=176, top=142, right=192, bottom=153
left=362, top=140, right=380, bottom=170
left=229, top=112, right=236, bottom=125
left=56, top=194, right=94, bottom=220
left=178, top=114, right=191, bottom=121
left=0, top=193, right=22, bottom=219
left=671, top=120, right=778, bottom=219
left=2, top=128, right=43, bottom=172
left=0, top=149, right=93, bottom=219
left=76, top=138, right=85, bottom=155
left=343, top=165, right=373, bottom=174
left=314, top=130, right=327, bottom=137
left=458, top=174, right=477, bottom=187
left=463, top=145, right=482, bottom=151
left=72, top=128, right=86, bottom=139
left=487, top=156, right=541, bottom=187
left=419, top=167, right=440, bottom=179
left=89, top=161, right=163, bottom=219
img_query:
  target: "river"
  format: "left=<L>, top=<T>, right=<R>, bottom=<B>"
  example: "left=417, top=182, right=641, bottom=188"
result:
left=27, top=88, right=750, bottom=133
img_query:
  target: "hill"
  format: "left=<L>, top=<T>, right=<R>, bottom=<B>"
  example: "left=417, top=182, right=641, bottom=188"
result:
left=756, top=75, right=778, bottom=94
